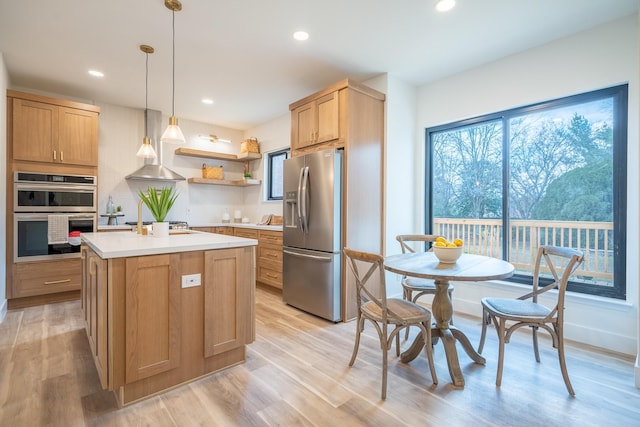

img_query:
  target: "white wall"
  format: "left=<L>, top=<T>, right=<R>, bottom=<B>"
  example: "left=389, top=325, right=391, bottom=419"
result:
left=0, top=53, right=7, bottom=322
left=242, top=113, right=290, bottom=220
left=411, top=15, right=638, bottom=360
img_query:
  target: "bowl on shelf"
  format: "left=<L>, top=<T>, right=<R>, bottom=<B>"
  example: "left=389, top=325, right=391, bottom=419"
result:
left=433, top=245, right=463, bottom=263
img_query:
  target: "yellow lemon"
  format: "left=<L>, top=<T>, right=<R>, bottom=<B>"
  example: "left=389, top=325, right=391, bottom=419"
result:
left=454, top=238, right=464, bottom=247
left=435, top=236, right=448, bottom=245
left=446, top=243, right=457, bottom=248
left=434, top=241, right=447, bottom=247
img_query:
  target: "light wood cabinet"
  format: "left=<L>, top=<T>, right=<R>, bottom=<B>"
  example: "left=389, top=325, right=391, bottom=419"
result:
left=81, top=245, right=255, bottom=406
left=12, top=257, right=81, bottom=298
left=257, top=230, right=283, bottom=289
left=289, top=79, right=385, bottom=321
left=125, top=253, right=182, bottom=383
left=291, top=91, right=340, bottom=150
left=81, top=245, right=108, bottom=389
left=9, top=90, right=99, bottom=166
left=234, top=227, right=258, bottom=240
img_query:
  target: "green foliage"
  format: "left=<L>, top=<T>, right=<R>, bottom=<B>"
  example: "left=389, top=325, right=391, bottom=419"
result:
left=531, top=159, right=612, bottom=221
left=138, top=186, right=179, bottom=222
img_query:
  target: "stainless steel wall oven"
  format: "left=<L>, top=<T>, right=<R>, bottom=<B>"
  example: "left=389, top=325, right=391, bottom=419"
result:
left=13, top=172, right=97, bottom=262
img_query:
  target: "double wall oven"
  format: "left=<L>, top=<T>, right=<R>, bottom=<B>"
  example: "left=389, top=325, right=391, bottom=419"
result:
left=13, top=172, right=97, bottom=262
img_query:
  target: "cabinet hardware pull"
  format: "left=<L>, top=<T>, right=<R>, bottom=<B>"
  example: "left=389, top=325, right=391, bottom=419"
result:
left=53, top=150, right=57, bottom=160
left=90, top=258, right=97, bottom=275
left=44, top=279, right=71, bottom=285
left=266, top=273, right=278, bottom=278
left=60, top=151, right=64, bottom=161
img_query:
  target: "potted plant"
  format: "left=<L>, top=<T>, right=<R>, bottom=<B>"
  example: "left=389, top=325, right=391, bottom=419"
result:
left=138, top=186, right=179, bottom=237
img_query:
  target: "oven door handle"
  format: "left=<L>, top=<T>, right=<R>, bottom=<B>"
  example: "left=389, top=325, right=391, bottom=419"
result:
left=15, top=182, right=96, bottom=192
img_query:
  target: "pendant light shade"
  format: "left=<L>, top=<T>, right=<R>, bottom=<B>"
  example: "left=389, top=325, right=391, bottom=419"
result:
left=161, top=0, right=185, bottom=144
left=137, top=45, right=157, bottom=159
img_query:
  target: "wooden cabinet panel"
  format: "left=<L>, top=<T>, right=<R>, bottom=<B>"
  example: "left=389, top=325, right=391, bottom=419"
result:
left=13, top=258, right=81, bottom=298
left=9, top=91, right=99, bottom=167
left=203, top=247, right=254, bottom=357
left=125, top=254, right=181, bottom=383
left=291, top=91, right=339, bottom=150
left=257, top=230, right=283, bottom=289
left=12, top=98, right=57, bottom=163
left=234, top=228, right=258, bottom=239
left=58, top=106, right=99, bottom=166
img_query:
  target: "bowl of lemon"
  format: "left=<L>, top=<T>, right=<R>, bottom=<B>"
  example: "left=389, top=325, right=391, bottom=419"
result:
left=433, top=237, right=464, bottom=263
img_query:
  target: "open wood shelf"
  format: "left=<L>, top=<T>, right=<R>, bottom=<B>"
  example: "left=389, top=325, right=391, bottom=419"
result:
left=187, top=178, right=261, bottom=187
left=175, top=147, right=261, bottom=162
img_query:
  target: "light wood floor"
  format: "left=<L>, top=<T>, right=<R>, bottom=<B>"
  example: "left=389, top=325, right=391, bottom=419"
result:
left=1, top=285, right=639, bottom=426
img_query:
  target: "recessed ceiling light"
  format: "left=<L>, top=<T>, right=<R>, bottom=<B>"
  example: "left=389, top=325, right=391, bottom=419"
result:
left=202, top=98, right=214, bottom=105
left=435, top=0, right=456, bottom=12
left=293, top=31, right=309, bottom=41
left=88, top=70, right=104, bottom=78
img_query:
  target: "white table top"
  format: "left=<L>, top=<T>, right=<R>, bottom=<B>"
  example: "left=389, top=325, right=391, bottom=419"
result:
left=81, top=230, right=257, bottom=259
left=384, top=252, right=514, bottom=282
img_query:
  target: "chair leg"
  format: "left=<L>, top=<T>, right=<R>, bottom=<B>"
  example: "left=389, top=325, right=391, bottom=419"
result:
left=404, top=289, right=412, bottom=340
left=395, top=325, right=401, bottom=356
left=495, top=318, right=506, bottom=387
left=532, top=325, right=541, bottom=363
left=349, top=316, right=364, bottom=367
left=478, top=308, right=489, bottom=354
left=422, top=321, right=438, bottom=385
left=557, top=327, right=575, bottom=396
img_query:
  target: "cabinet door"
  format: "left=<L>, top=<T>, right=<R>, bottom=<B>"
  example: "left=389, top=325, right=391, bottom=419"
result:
left=13, top=258, right=81, bottom=298
left=315, top=91, right=340, bottom=144
left=204, top=247, right=255, bottom=356
left=88, top=251, right=108, bottom=389
left=234, top=228, right=258, bottom=239
left=12, top=98, right=56, bottom=162
left=125, top=254, right=181, bottom=383
left=58, top=107, right=99, bottom=166
left=291, top=101, right=316, bottom=149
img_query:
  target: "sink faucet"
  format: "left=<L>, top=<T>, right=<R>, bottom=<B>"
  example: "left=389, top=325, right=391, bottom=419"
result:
left=137, top=198, right=143, bottom=234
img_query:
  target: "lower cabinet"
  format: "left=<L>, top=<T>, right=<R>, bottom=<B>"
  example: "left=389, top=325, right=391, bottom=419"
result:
left=81, top=244, right=255, bottom=406
left=13, top=257, right=81, bottom=298
left=234, top=227, right=283, bottom=289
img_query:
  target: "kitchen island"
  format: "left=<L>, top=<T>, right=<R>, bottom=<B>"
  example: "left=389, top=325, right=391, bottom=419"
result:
left=80, top=230, right=257, bottom=406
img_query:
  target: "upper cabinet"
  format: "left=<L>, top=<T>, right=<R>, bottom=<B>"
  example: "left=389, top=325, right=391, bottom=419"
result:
left=288, top=79, right=385, bottom=156
left=8, top=90, right=100, bottom=167
left=291, top=91, right=340, bottom=149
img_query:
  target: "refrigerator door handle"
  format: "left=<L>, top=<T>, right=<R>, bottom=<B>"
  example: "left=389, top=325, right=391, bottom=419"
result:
left=300, top=166, right=310, bottom=233
left=283, top=249, right=333, bottom=262
left=296, top=167, right=305, bottom=232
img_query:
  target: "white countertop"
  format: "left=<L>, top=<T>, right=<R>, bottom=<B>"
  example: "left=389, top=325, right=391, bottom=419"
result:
left=82, top=230, right=257, bottom=259
left=97, top=223, right=283, bottom=232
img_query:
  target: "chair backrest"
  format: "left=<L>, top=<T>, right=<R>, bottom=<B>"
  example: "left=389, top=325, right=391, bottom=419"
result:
left=395, top=234, right=441, bottom=254
left=344, top=247, right=394, bottom=321
left=524, top=245, right=585, bottom=322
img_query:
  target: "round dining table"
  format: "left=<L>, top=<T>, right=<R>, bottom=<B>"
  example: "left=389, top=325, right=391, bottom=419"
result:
left=384, top=252, right=514, bottom=387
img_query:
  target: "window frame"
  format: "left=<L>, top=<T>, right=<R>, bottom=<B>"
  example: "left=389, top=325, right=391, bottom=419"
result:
left=265, top=148, right=290, bottom=201
left=424, top=84, right=628, bottom=299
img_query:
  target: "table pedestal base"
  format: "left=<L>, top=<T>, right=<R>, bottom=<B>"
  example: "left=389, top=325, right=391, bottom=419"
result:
left=400, top=326, right=486, bottom=387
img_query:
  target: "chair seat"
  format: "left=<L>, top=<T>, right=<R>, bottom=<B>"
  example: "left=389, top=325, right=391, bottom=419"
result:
left=482, top=297, right=551, bottom=319
left=362, top=298, right=431, bottom=324
left=403, top=277, right=454, bottom=292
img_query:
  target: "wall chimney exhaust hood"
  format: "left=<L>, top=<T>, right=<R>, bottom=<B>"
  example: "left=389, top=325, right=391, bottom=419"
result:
left=126, top=109, right=185, bottom=181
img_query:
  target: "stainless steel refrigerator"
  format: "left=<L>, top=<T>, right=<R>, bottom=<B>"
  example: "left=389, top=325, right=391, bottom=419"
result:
left=282, top=149, right=342, bottom=322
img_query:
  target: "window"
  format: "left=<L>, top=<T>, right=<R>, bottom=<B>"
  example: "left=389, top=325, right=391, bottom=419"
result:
left=426, top=85, right=628, bottom=299
left=266, top=148, right=289, bottom=201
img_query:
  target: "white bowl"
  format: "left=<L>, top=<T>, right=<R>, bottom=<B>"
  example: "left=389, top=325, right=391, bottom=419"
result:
left=433, top=245, right=463, bottom=263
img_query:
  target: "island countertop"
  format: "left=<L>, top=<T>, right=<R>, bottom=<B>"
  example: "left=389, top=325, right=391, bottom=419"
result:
left=81, top=230, right=257, bottom=259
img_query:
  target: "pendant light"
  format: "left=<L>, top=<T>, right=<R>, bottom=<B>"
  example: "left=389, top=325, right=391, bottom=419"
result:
left=161, top=0, right=186, bottom=144
left=136, top=45, right=158, bottom=159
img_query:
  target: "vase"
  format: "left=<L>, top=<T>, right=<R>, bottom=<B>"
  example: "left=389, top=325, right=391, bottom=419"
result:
left=152, top=221, right=169, bottom=237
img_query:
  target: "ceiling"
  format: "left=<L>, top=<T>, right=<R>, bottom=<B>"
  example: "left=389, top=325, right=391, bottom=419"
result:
left=0, top=0, right=637, bottom=130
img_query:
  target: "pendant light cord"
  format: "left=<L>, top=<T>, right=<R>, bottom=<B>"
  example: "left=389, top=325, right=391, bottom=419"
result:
left=145, top=50, right=149, bottom=136
left=171, top=9, right=175, bottom=117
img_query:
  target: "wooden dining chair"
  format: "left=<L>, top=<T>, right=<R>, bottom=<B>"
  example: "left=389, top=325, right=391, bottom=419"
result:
left=477, top=245, right=584, bottom=395
left=396, top=234, right=454, bottom=338
left=344, top=247, right=438, bottom=400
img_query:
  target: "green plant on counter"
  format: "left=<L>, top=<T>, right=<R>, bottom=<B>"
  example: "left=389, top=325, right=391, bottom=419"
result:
left=138, top=186, right=179, bottom=223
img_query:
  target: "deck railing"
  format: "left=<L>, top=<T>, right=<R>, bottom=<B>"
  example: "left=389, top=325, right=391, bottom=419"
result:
left=433, top=218, right=614, bottom=284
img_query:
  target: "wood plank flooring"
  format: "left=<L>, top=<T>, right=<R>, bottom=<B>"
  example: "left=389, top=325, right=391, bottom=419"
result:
left=1, top=285, right=639, bottom=426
